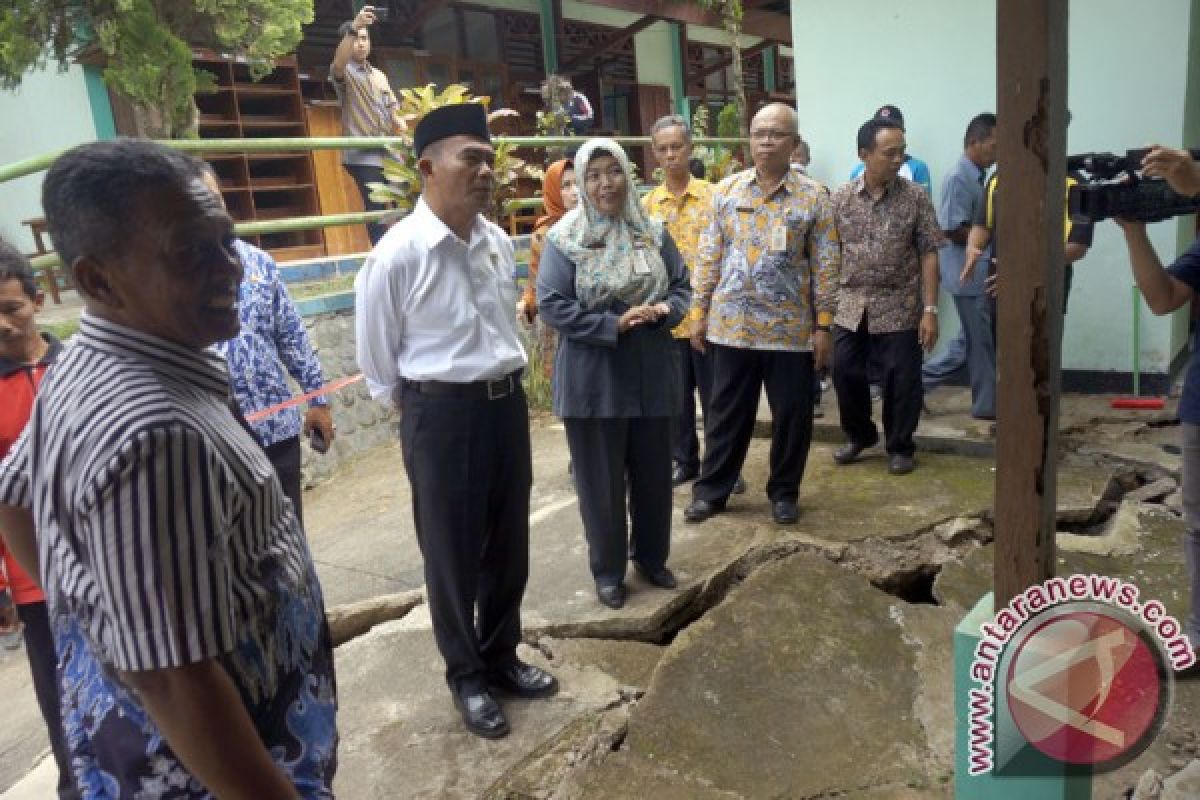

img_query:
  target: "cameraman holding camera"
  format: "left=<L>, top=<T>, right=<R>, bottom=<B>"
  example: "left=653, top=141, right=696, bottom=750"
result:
left=1118, top=145, right=1200, bottom=657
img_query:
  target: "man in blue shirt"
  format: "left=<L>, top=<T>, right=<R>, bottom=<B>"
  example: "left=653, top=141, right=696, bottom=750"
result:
left=921, top=113, right=997, bottom=419
left=849, top=104, right=932, bottom=195
left=1118, top=145, right=1200, bottom=658
left=201, top=168, right=336, bottom=528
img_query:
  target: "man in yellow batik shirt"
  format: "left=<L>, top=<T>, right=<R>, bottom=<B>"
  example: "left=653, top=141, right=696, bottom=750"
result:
left=683, top=103, right=840, bottom=527
left=643, top=116, right=746, bottom=494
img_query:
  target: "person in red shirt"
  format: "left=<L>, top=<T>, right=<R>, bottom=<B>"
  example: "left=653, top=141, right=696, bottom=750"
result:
left=0, top=237, right=75, bottom=799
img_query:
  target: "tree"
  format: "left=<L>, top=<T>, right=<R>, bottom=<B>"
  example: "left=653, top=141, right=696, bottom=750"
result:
left=0, top=0, right=313, bottom=138
left=690, top=0, right=748, bottom=139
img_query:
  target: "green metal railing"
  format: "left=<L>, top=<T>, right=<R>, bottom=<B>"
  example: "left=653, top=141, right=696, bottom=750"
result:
left=6, top=135, right=748, bottom=271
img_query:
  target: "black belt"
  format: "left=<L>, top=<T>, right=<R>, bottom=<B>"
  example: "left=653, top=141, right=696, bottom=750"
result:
left=403, top=369, right=522, bottom=400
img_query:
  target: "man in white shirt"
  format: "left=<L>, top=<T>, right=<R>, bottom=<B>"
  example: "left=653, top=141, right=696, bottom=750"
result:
left=354, top=103, right=557, bottom=739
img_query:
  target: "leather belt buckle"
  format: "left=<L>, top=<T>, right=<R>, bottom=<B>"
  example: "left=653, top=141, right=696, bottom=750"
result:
left=486, top=375, right=513, bottom=400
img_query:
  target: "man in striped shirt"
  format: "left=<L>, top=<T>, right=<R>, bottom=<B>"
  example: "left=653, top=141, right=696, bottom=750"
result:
left=0, top=139, right=337, bottom=798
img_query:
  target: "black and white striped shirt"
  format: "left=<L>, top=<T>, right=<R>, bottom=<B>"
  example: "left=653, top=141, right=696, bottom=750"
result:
left=0, top=313, right=318, bottom=675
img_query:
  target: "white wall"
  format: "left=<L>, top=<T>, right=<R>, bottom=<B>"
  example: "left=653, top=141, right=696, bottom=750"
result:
left=0, top=64, right=98, bottom=254
left=791, top=0, right=1194, bottom=378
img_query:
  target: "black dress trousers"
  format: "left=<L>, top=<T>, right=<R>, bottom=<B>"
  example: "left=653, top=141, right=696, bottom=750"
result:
left=692, top=344, right=815, bottom=505
left=398, top=383, right=533, bottom=693
left=264, top=434, right=304, bottom=531
left=564, top=416, right=673, bottom=588
left=672, top=337, right=714, bottom=473
left=832, top=317, right=924, bottom=457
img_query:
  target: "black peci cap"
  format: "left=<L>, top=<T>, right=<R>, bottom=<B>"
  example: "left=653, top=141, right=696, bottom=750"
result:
left=413, top=103, right=491, bottom=157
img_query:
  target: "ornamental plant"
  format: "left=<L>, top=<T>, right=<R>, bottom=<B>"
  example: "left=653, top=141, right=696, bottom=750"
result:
left=368, top=83, right=533, bottom=222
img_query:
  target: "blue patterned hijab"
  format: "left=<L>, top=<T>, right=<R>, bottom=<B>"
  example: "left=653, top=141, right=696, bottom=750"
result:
left=546, top=138, right=669, bottom=310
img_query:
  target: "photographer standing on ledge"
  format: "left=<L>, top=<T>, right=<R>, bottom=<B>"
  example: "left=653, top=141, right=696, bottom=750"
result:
left=1117, top=145, right=1200, bottom=658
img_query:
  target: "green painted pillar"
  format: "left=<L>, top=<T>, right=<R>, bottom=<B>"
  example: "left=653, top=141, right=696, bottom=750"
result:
left=953, top=593, right=1092, bottom=799
left=669, top=22, right=689, bottom=120
left=82, top=65, right=116, bottom=140
left=763, top=45, right=778, bottom=93
left=539, top=0, right=559, bottom=74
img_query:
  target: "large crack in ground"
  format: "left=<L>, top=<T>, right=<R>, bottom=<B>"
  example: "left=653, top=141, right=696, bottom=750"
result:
left=322, top=433, right=1188, bottom=799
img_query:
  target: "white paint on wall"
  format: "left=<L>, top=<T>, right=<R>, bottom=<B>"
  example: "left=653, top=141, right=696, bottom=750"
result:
left=0, top=64, right=98, bottom=254
left=790, top=0, right=1194, bottom=377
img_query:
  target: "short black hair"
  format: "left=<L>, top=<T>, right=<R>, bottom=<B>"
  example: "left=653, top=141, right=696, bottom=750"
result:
left=857, top=117, right=904, bottom=153
left=964, top=113, right=997, bottom=148
left=0, top=237, right=38, bottom=300
left=41, top=138, right=208, bottom=268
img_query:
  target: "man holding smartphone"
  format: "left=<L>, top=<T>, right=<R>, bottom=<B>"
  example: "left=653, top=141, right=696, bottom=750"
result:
left=331, top=4, right=402, bottom=245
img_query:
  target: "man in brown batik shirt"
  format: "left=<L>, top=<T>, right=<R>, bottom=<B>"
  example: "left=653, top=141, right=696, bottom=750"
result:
left=831, top=116, right=944, bottom=476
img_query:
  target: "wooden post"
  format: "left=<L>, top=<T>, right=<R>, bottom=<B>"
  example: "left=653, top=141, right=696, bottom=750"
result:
left=993, top=0, right=1068, bottom=607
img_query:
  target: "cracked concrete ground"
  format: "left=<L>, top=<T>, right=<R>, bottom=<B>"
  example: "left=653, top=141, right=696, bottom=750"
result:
left=2, top=388, right=1197, bottom=798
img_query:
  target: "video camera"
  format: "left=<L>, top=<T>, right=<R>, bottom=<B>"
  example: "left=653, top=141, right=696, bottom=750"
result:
left=1067, top=148, right=1200, bottom=224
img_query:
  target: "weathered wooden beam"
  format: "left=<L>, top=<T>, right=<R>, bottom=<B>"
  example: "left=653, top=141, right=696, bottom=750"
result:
left=576, top=0, right=791, bottom=44
left=689, top=38, right=772, bottom=80
left=394, top=0, right=451, bottom=40
left=560, top=15, right=657, bottom=73
left=993, top=0, right=1069, bottom=607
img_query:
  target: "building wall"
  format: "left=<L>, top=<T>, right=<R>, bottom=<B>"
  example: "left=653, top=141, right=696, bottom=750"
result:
left=0, top=64, right=99, bottom=254
left=791, top=0, right=1195, bottom=380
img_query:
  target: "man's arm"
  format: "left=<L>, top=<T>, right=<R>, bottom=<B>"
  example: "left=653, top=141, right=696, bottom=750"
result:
left=1117, top=222, right=1194, bottom=315
left=0, top=431, right=37, bottom=581
left=354, top=254, right=404, bottom=404
left=689, top=193, right=725, bottom=353
left=939, top=173, right=973, bottom=246
left=809, top=188, right=841, bottom=369
left=121, top=661, right=299, bottom=800
left=331, top=7, right=375, bottom=80
left=920, top=251, right=940, bottom=352
left=265, top=255, right=334, bottom=443
left=961, top=225, right=993, bottom=285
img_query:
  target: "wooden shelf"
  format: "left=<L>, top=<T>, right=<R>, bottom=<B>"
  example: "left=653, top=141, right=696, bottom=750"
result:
left=188, top=51, right=324, bottom=263
left=251, top=182, right=316, bottom=192
left=234, top=84, right=297, bottom=96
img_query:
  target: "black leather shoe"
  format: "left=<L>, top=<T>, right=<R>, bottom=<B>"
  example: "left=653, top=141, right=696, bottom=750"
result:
left=684, top=498, right=724, bottom=523
left=833, top=436, right=879, bottom=465
left=596, top=583, right=626, bottom=609
left=771, top=500, right=799, bottom=525
left=888, top=454, right=915, bottom=475
left=672, top=464, right=699, bottom=487
left=634, top=562, right=677, bottom=589
left=486, top=660, right=559, bottom=698
left=731, top=476, right=747, bottom=495
left=453, top=688, right=509, bottom=738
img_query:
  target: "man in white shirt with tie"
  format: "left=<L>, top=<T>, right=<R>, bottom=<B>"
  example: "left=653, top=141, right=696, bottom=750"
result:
left=354, top=103, right=557, bottom=739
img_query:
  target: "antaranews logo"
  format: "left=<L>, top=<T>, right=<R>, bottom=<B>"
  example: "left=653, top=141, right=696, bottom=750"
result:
left=967, top=574, right=1195, bottom=777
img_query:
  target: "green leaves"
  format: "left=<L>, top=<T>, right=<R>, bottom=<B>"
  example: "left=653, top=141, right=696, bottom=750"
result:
left=372, top=83, right=536, bottom=222
left=0, top=0, right=314, bottom=137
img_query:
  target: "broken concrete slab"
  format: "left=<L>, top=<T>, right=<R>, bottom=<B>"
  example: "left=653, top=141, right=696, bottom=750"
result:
left=534, top=637, right=664, bottom=692
left=1057, top=498, right=1151, bottom=558
left=1126, top=477, right=1180, bottom=505
left=1163, top=759, right=1200, bottom=800
left=327, top=589, right=423, bottom=646
left=580, top=554, right=950, bottom=798
left=1055, top=462, right=1121, bottom=525
left=332, top=606, right=624, bottom=800
left=552, top=750, right=746, bottom=799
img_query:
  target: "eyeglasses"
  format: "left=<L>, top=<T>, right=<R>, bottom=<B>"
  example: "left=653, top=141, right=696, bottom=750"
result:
left=749, top=129, right=794, bottom=143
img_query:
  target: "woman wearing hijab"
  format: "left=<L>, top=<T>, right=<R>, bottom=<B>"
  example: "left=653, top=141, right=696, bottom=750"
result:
left=519, top=159, right=579, bottom=376
left=537, top=139, right=692, bottom=609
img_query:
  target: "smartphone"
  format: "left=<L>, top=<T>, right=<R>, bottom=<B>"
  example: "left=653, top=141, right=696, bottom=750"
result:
left=310, top=427, right=330, bottom=454
left=367, top=4, right=389, bottom=21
